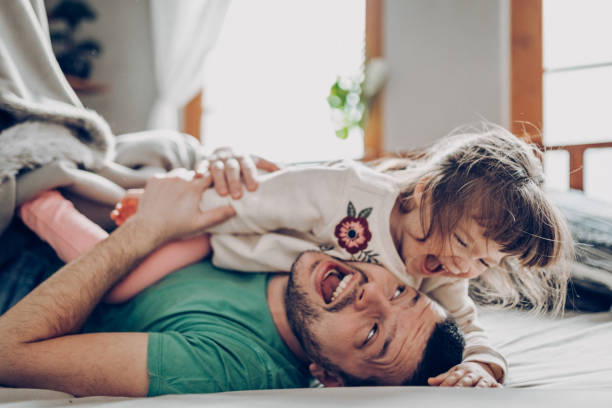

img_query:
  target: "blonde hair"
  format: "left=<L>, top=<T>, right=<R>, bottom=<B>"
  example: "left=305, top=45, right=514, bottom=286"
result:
left=372, top=124, right=574, bottom=315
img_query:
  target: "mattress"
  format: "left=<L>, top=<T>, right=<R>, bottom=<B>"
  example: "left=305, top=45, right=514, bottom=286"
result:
left=2, top=307, right=611, bottom=407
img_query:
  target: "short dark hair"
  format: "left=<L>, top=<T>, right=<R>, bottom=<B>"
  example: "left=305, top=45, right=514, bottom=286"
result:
left=403, top=317, right=465, bottom=385
left=334, top=317, right=465, bottom=387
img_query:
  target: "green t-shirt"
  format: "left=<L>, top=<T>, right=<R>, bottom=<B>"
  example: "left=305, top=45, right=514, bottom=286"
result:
left=83, top=260, right=310, bottom=396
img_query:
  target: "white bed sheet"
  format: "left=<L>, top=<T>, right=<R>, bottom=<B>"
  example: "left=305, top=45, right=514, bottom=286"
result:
left=481, top=308, right=612, bottom=388
left=2, top=308, right=611, bottom=407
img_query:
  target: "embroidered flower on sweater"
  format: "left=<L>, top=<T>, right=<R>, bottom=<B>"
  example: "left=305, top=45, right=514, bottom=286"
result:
left=334, top=202, right=379, bottom=263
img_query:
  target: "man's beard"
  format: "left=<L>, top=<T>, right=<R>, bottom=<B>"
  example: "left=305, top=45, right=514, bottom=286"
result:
left=284, top=257, right=324, bottom=361
left=284, top=255, right=364, bottom=379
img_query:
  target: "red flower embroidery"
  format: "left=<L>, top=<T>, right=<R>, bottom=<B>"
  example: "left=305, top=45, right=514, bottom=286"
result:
left=334, top=216, right=372, bottom=254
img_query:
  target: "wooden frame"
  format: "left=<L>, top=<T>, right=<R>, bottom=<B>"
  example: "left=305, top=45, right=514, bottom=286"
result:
left=364, top=0, right=384, bottom=159
left=510, top=0, right=543, bottom=146
left=548, top=142, right=612, bottom=191
left=510, top=0, right=612, bottom=191
left=182, top=91, right=203, bottom=141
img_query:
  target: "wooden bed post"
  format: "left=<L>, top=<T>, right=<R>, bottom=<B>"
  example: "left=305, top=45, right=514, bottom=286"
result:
left=568, top=147, right=585, bottom=191
left=548, top=142, right=612, bottom=191
left=364, top=0, right=384, bottom=159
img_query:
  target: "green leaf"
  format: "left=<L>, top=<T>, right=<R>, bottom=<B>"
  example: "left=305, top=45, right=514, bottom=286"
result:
left=330, top=82, right=349, bottom=100
left=347, top=201, right=356, bottom=217
left=335, top=127, right=349, bottom=139
left=358, top=207, right=372, bottom=219
left=327, top=94, right=343, bottom=109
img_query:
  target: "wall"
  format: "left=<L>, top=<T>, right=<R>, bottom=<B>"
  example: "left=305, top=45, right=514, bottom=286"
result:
left=62, top=0, right=156, bottom=135
left=46, top=0, right=509, bottom=146
left=383, top=0, right=510, bottom=151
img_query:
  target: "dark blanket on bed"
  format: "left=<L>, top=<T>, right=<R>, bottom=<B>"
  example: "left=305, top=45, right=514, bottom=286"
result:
left=549, top=190, right=612, bottom=312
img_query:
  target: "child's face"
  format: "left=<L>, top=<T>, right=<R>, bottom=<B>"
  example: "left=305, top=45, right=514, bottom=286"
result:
left=390, top=196, right=506, bottom=280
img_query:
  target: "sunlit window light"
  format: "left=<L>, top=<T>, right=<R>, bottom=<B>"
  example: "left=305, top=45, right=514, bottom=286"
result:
left=202, top=0, right=365, bottom=164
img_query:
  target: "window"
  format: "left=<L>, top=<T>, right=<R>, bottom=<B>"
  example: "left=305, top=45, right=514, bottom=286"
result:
left=201, top=0, right=366, bottom=163
left=543, top=0, right=612, bottom=202
left=513, top=0, right=612, bottom=202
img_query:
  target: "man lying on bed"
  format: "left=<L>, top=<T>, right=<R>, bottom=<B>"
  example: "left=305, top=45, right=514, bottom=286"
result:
left=0, top=171, right=464, bottom=397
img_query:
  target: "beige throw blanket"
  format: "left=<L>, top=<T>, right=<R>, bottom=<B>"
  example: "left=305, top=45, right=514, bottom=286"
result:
left=0, top=0, right=205, bottom=234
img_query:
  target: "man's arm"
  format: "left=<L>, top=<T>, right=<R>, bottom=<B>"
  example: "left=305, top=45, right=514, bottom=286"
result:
left=0, top=170, right=235, bottom=397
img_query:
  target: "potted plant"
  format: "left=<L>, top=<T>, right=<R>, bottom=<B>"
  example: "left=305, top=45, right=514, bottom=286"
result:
left=327, top=58, right=388, bottom=140
left=48, top=0, right=102, bottom=80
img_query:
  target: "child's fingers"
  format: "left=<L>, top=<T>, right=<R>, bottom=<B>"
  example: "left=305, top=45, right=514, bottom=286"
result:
left=455, top=373, right=479, bottom=387
left=210, top=161, right=229, bottom=196
left=476, top=377, right=492, bottom=388
left=237, top=155, right=258, bottom=192
left=476, top=377, right=502, bottom=388
left=254, top=155, right=281, bottom=173
left=438, top=369, right=465, bottom=387
left=427, top=371, right=450, bottom=386
left=223, top=158, right=243, bottom=199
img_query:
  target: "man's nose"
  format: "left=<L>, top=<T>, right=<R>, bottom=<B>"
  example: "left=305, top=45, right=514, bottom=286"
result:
left=355, top=282, right=389, bottom=312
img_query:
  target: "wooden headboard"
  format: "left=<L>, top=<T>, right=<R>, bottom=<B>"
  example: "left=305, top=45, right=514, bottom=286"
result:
left=548, top=142, right=612, bottom=191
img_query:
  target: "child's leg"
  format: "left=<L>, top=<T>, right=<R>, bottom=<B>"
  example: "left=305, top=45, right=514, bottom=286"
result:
left=19, top=190, right=211, bottom=304
left=19, top=190, right=108, bottom=262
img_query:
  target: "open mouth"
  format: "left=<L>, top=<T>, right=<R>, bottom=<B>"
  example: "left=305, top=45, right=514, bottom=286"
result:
left=422, top=255, right=446, bottom=275
left=319, top=266, right=355, bottom=304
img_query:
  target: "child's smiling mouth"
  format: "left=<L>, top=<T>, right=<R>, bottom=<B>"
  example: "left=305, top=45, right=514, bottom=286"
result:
left=421, top=255, right=447, bottom=276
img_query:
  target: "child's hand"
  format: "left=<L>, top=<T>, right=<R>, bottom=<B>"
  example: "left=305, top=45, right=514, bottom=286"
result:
left=110, top=189, right=143, bottom=226
left=198, top=147, right=281, bottom=199
left=428, top=362, right=501, bottom=388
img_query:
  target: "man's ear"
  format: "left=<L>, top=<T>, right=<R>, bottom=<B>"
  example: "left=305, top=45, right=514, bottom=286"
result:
left=309, top=363, right=344, bottom=387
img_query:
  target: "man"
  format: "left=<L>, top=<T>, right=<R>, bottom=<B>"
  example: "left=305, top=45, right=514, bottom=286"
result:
left=0, top=172, right=464, bottom=397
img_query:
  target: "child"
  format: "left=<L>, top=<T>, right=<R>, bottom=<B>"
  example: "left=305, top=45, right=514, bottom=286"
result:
left=20, top=124, right=574, bottom=387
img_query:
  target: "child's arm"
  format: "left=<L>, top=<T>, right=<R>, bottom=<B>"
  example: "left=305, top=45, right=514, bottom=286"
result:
left=111, top=186, right=322, bottom=273
left=199, top=165, right=352, bottom=235
left=104, top=234, right=211, bottom=303
left=19, top=190, right=211, bottom=304
left=423, top=278, right=507, bottom=387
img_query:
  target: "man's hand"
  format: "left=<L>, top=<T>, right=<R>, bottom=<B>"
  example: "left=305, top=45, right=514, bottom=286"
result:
left=130, top=168, right=236, bottom=244
left=428, top=362, right=501, bottom=388
left=198, top=147, right=280, bottom=199
left=0, top=169, right=235, bottom=397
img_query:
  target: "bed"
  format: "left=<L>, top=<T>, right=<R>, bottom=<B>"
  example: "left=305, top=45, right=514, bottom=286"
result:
left=1, top=306, right=611, bottom=407
left=2, top=147, right=612, bottom=407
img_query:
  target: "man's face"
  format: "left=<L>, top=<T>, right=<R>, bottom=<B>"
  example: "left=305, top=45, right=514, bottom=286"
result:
left=285, top=252, right=446, bottom=385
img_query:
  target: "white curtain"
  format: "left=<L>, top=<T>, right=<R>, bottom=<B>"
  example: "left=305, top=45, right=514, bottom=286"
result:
left=148, top=0, right=230, bottom=130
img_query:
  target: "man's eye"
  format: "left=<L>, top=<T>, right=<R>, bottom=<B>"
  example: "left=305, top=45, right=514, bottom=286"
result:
left=454, top=233, right=467, bottom=247
left=392, top=285, right=405, bottom=299
left=479, top=259, right=490, bottom=268
left=365, top=323, right=377, bottom=344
